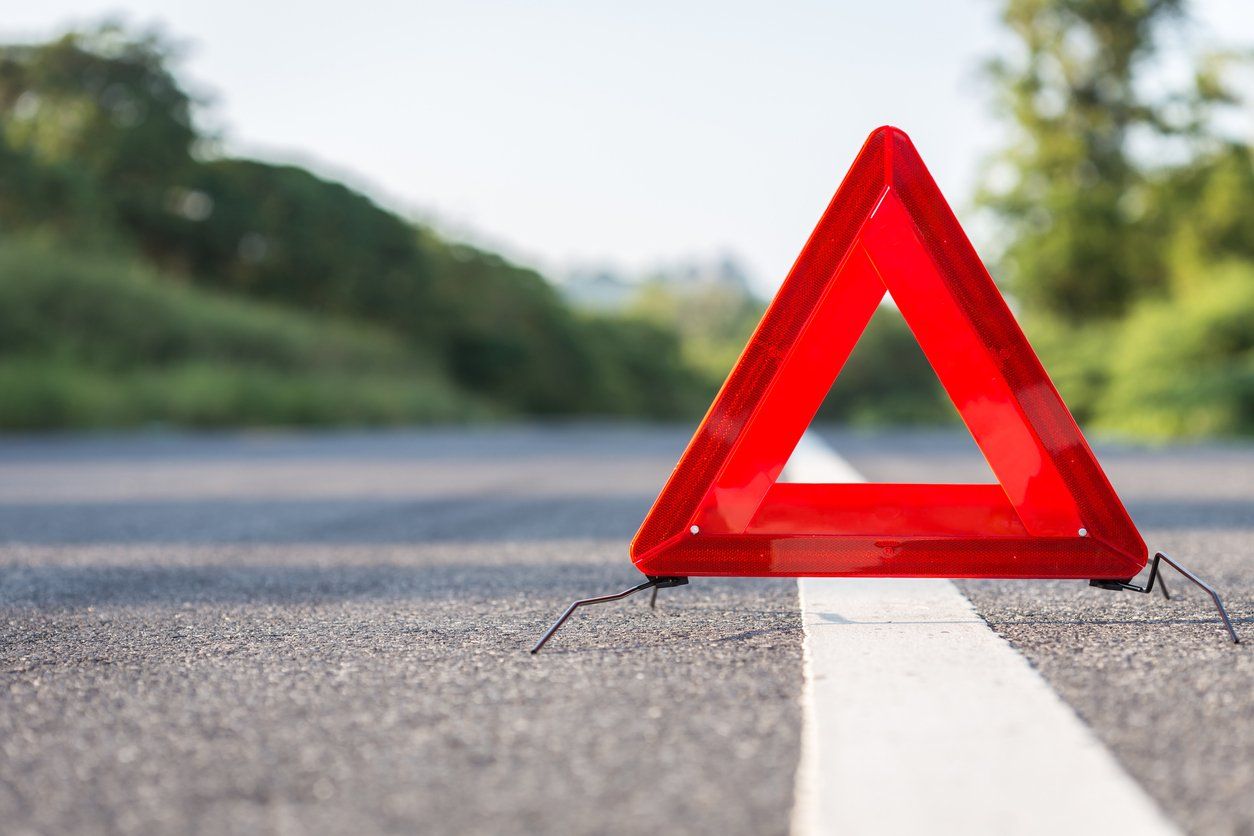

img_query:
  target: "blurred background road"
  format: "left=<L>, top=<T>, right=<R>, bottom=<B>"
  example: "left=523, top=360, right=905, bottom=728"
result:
left=0, top=426, right=1249, bottom=835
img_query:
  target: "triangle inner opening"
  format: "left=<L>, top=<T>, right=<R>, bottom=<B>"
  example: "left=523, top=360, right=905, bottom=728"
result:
left=779, top=296, right=997, bottom=485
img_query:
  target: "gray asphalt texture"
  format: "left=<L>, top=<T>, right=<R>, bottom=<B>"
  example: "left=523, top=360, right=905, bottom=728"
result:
left=1, top=426, right=1251, bottom=835
left=0, top=428, right=800, bottom=836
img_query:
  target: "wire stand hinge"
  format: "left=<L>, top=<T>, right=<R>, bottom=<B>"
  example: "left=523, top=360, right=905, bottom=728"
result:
left=530, top=576, right=689, bottom=654
left=1090, top=551, right=1240, bottom=643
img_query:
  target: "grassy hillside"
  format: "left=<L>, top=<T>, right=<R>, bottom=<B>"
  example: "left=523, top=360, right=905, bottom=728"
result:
left=0, top=241, right=487, bottom=428
left=0, top=27, right=707, bottom=428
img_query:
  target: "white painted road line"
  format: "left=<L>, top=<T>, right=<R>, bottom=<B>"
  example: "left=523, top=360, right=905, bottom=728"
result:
left=785, top=432, right=1178, bottom=836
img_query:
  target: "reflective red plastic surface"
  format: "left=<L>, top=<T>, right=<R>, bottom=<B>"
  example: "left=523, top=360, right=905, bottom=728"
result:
left=630, top=126, right=1146, bottom=580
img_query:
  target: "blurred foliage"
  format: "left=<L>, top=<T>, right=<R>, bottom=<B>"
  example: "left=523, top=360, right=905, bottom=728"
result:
left=817, top=309, right=953, bottom=426
left=0, top=239, right=487, bottom=428
left=1156, top=143, right=1254, bottom=292
left=0, top=25, right=703, bottom=427
left=167, top=159, right=433, bottom=321
left=0, top=239, right=420, bottom=372
left=0, top=359, right=484, bottom=430
left=1, top=12, right=1251, bottom=437
left=983, top=0, right=1254, bottom=437
left=578, top=313, right=709, bottom=419
left=1018, top=314, right=1117, bottom=425
left=980, top=0, right=1187, bottom=320
left=0, top=25, right=198, bottom=247
left=1097, top=263, right=1254, bottom=438
left=628, top=278, right=763, bottom=383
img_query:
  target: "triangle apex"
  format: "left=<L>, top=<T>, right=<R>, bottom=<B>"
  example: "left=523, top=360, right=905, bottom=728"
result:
left=869, top=124, right=910, bottom=142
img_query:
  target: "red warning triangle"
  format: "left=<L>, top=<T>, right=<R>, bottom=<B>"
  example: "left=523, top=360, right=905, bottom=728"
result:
left=631, top=126, right=1146, bottom=581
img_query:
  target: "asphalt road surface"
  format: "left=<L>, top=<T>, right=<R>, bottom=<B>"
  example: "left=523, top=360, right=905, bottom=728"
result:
left=0, top=426, right=1250, bottom=835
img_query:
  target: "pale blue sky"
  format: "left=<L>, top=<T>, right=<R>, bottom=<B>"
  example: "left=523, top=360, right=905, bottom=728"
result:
left=4, top=1, right=1251, bottom=291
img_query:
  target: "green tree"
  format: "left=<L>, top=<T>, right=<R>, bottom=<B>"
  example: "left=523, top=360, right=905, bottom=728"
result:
left=979, top=0, right=1186, bottom=320
left=983, top=0, right=1254, bottom=437
left=1155, top=141, right=1254, bottom=295
left=0, top=24, right=199, bottom=251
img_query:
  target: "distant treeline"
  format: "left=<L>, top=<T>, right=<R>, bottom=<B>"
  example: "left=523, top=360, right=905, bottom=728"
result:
left=2, top=6, right=1252, bottom=438
left=0, top=26, right=708, bottom=427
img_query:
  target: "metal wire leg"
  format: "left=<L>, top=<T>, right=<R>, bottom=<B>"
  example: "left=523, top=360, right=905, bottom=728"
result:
left=1157, top=552, right=1239, bottom=644
left=649, top=586, right=659, bottom=609
left=1091, top=552, right=1239, bottom=643
left=530, top=577, right=688, bottom=654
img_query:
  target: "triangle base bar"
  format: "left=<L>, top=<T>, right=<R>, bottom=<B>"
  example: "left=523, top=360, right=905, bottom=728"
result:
left=635, top=535, right=1143, bottom=580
